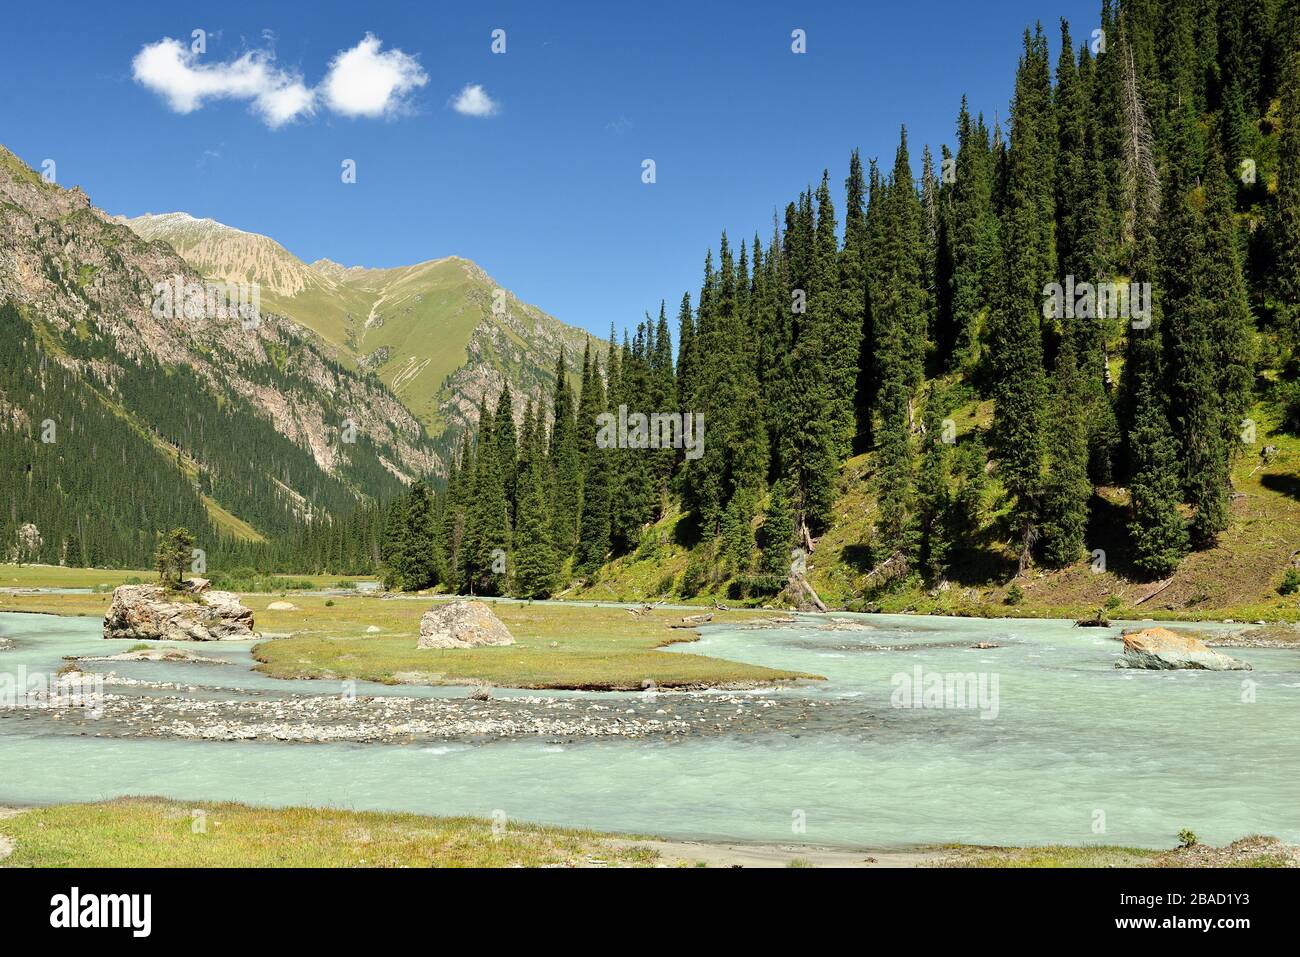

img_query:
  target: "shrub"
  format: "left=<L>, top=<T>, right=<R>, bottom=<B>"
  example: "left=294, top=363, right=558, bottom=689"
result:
left=1178, top=828, right=1199, bottom=849
left=735, top=573, right=786, bottom=596
left=1278, top=569, right=1300, bottom=596
left=680, top=547, right=718, bottom=598
left=1004, top=584, right=1024, bottom=606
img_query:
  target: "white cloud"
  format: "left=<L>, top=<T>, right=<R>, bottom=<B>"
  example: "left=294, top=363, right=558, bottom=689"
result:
left=450, top=83, right=499, bottom=117
left=320, top=33, right=427, bottom=118
left=132, top=34, right=428, bottom=128
left=131, top=38, right=315, bottom=128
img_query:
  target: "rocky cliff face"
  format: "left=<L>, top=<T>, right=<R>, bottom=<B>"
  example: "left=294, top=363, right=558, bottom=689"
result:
left=0, top=145, right=440, bottom=540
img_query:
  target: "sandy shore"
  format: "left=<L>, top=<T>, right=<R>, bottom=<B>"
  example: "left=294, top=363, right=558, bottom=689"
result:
left=609, top=838, right=945, bottom=867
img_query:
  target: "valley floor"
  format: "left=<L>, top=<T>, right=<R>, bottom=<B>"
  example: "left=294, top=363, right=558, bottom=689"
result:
left=0, top=584, right=817, bottom=690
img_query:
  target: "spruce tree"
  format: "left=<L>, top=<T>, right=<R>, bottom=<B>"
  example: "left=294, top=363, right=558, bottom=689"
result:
left=988, top=37, right=1052, bottom=565
left=915, top=412, right=952, bottom=584
left=952, top=434, right=990, bottom=544
left=1161, top=112, right=1232, bottom=549
left=380, top=496, right=410, bottom=589
left=512, top=402, right=557, bottom=598
left=576, top=370, right=612, bottom=575
left=401, top=479, right=441, bottom=590
left=464, top=404, right=511, bottom=595
left=1127, top=378, right=1189, bottom=577
left=833, top=151, right=868, bottom=458
left=1276, top=3, right=1300, bottom=322
left=1039, top=337, right=1092, bottom=567
left=548, top=348, right=581, bottom=557
left=948, top=102, right=1000, bottom=369
left=758, top=478, right=795, bottom=582
left=1201, top=139, right=1255, bottom=466
left=868, top=129, right=927, bottom=565
left=493, top=387, right=517, bottom=525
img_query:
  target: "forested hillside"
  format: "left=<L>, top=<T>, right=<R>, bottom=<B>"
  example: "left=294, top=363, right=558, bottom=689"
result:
left=379, top=0, right=1300, bottom=616
left=0, top=147, right=440, bottom=569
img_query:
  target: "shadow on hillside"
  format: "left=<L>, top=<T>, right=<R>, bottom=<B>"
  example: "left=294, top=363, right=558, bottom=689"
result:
left=946, top=541, right=1017, bottom=586
left=838, top=544, right=878, bottom=574
left=1260, top=473, right=1300, bottom=502
left=1083, top=493, right=1150, bottom=583
left=670, top=511, right=703, bottom=549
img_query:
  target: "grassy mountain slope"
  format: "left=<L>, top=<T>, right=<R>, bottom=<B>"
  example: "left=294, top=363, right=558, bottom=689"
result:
left=122, top=213, right=599, bottom=441
left=574, top=386, right=1300, bottom=622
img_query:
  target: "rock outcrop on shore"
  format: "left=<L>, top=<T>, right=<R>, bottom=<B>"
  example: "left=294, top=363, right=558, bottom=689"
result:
left=103, top=584, right=258, bottom=642
left=417, top=600, right=514, bottom=649
left=1116, top=627, right=1251, bottom=671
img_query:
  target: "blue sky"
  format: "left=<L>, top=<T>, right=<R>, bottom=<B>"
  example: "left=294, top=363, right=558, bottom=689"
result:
left=0, top=0, right=1100, bottom=338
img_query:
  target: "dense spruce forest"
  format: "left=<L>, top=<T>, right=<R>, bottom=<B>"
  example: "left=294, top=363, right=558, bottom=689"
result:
left=379, top=0, right=1299, bottom=602
left=0, top=291, right=405, bottom=571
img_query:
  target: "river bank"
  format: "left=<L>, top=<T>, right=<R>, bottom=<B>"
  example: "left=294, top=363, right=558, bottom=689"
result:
left=2, top=799, right=1295, bottom=868
left=9, top=559, right=1300, bottom=627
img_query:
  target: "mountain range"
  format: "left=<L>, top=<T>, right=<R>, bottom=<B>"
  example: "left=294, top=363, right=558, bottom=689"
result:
left=0, top=144, right=594, bottom=564
left=120, top=211, right=597, bottom=442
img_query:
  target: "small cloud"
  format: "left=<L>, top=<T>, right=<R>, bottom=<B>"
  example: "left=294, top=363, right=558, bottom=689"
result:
left=320, top=33, right=427, bottom=119
left=131, top=37, right=315, bottom=128
left=450, top=83, right=499, bottom=117
left=196, top=146, right=223, bottom=170
left=605, top=114, right=634, bottom=134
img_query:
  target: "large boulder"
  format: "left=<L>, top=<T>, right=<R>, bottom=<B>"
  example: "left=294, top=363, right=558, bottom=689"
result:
left=1117, top=627, right=1251, bottom=671
left=417, top=600, right=514, bottom=650
left=103, top=584, right=258, bottom=641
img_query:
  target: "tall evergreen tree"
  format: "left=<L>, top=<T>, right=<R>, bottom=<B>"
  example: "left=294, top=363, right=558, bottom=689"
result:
left=868, top=129, right=927, bottom=564
left=1127, top=378, right=1190, bottom=577
left=493, top=387, right=517, bottom=525
left=576, top=368, right=612, bottom=575
left=758, top=478, right=795, bottom=582
left=987, top=32, right=1053, bottom=567
left=513, top=399, right=558, bottom=597
left=404, top=479, right=442, bottom=590
left=1276, top=3, right=1300, bottom=322
left=948, top=102, right=1000, bottom=369
left=463, top=401, right=511, bottom=594
left=1039, top=336, right=1092, bottom=567
left=548, top=347, right=581, bottom=558
left=1201, top=139, right=1255, bottom=466
left=915, top=411, right=952, bottom=583
left=833, top=151, right=868, bottom=458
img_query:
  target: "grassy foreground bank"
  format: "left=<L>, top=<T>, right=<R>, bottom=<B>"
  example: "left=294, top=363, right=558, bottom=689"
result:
left=2, top=799, right=1294, bottom=868
left=0, top=798, right=660, bottom=867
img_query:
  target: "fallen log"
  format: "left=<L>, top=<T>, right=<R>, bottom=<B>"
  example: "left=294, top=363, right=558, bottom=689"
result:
left=669, top=612, right=715, bottom=629
left=789, top=572, right=828, bottom=613
left=1133, top=577, right=1175, bottom=606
